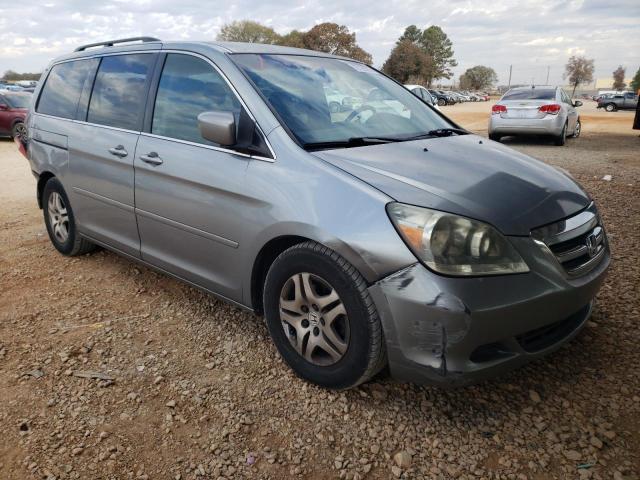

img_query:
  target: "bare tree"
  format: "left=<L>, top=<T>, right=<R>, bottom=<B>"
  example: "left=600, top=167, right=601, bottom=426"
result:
left=612, top=65, right=626, bottom=90
left=564, top=56, right=595, bottom=96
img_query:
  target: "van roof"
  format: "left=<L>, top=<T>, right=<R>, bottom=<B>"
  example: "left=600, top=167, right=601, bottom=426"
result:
left=58, top=37, right=354, bottom=64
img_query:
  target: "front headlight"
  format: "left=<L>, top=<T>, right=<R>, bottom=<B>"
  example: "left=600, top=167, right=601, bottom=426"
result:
left=387, top=203, right=529, bottom=276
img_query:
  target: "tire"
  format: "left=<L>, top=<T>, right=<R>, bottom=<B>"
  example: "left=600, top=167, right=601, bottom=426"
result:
left=329, top=102, right=341, bottom=113
left=572, top=118, right=581, bottom=138
left=263, top=241, right=386, bottom=389
left=437, top=98, right=445, bottom=106
left=42, top=177, right=96, bottom=256
left=554, top=123, right=567, bottom=146
left=11, top=121, right=26, bottom=141
left=489, top=133, right=501, bottom=142
left=604, top=103, right=616, bottom=112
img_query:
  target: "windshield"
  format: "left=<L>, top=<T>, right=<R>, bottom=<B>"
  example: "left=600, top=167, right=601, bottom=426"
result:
left=231, top=54, right=452, bottom=148
left=502, top=89, right=556, bottom=101
left=4, top=93, right=31, bottom=108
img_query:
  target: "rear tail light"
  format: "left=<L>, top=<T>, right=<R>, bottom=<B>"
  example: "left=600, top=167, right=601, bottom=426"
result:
left=539, top=104, right=561, bottom=115
left=491, top=104, right=507, bottom=114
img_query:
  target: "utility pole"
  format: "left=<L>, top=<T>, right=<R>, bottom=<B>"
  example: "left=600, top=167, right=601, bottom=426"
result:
left=507, top=65, right=512, bottom=89
left=546, top=66, right=550, bottom=84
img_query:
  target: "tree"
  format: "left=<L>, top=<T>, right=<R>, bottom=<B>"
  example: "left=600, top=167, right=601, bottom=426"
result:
left=458, top=65, right=498, bottom=90
left=612, top=65, right=626, bottom=90
left=216, top=21, right=372, bottom=63
left=382, top=40, right=432, bottom=84
left=631, top=67, right=640, bottom=93
left=564, top=55, right=595, bottom=96
left=421, top=26, right=457, bottom=83
left=217, top=20, right=280, bottom=44
left=2, top=70, right=41, bottom=81
left=392, top=25, right=457, bottom=86
left=302, top=23, right=372, bottom=64
left=277, top=30, right=306, bottom=49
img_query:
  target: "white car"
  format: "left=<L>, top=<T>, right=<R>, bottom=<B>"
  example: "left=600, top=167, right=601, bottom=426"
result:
left=404, top=84, right=440, bottom=111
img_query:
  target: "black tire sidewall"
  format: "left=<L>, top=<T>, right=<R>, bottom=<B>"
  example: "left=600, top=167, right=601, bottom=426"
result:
left=43, top=178, right=78, bottom=255
left=264, top=247, right=374, bottom=389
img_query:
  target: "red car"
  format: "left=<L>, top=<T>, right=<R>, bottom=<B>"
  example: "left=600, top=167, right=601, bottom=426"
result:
left=0, top=91, right=31, bottom=140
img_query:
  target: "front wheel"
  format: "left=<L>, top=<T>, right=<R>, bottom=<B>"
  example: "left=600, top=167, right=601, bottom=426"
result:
left=437, top=98, right=445, bottom=106
left=263, top=242, right=386, bottom=389
left=572, top=119, right=581, bottom=138
left=43, top=178, right=96, bottom=256
left=489, top=133, right=501, bottom=142
left=604, top=103, right=616, bottom=112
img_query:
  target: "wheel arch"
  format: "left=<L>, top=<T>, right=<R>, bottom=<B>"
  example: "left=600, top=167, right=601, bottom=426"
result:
left=37, top=171, right=56, bottom=209
left=250, top=235, right=312, bottom=314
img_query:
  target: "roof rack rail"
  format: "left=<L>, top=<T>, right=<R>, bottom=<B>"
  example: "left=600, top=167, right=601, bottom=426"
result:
left=74, top=37, right=161, bottom=52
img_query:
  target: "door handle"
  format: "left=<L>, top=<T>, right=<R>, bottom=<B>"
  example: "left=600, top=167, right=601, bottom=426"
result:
left=108, top=145, right=128, bottom=158
left=140, top=151, right=163, bottom=166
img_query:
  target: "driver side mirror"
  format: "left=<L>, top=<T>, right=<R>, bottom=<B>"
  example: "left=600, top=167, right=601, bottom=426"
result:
left=198, top=111, right=236, bottom=146
left=0, top=103, right=8, bottom=111
left=573, top=100, right=583, bottom=107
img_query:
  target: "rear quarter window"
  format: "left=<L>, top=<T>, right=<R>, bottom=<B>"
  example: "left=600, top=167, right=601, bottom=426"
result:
left=37, top=59, right=96, bottom=119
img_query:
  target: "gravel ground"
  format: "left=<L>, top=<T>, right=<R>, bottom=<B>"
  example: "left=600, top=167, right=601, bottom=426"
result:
left=0, top=101, right=638, bottom=480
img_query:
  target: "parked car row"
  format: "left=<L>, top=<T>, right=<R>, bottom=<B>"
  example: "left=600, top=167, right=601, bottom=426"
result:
left=0, top=81, right=38, bottom=93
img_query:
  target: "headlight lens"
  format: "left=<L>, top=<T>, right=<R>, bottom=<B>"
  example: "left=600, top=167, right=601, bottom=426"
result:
left=387, top=203, right=529, bottom=276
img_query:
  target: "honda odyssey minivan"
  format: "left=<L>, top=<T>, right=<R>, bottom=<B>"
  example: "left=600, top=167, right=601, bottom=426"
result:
left=22, top=37, right=610, bottom=389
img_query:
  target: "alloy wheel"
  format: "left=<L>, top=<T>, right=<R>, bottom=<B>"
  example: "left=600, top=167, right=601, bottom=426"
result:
left=48, top=192, right=70, bottom=243
left=13, top=122, right=27, bottom=141
left=279, top=272, right=349, bottom=366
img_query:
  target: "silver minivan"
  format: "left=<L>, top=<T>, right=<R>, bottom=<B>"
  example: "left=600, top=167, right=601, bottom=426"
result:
left=22, top=38, right=609, bottom=389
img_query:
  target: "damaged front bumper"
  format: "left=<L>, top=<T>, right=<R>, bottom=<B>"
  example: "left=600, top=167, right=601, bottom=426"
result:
left=368, top=238, right=610, bottom=386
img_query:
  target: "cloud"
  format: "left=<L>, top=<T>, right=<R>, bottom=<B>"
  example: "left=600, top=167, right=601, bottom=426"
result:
left=0, top=0, right=639, bottom=85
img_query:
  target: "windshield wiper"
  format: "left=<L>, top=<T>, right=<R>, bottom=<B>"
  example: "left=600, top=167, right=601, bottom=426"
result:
left=303, top=136, right=402, bottom=150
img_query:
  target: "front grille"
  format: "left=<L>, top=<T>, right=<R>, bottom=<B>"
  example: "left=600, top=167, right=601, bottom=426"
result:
left=532, top=203, right=607, bottom=277
left=516, top=304, right=590, bottom=352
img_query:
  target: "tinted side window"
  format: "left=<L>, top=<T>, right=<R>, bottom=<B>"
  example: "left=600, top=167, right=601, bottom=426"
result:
left=152, top=54, right=241, bottom=145
left=37, top=59, right=95, bottom=119
left=87, top=54, right=154, bottom=130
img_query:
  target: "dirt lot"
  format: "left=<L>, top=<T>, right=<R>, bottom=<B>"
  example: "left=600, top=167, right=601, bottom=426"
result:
left=1, top=101, right=639, bottom=480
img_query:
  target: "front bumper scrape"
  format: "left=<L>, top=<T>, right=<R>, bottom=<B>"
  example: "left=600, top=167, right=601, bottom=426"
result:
left=368, top=256, right=606, bottom=386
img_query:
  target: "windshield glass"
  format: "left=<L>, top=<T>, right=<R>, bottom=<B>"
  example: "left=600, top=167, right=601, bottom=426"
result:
left=502, top=89, right=556, bottom=101
left=4, top=93, right=31, bottom=108
left=231, top=54, right=452, bottom=147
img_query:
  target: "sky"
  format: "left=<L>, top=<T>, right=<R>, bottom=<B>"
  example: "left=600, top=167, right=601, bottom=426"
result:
left=1, top=0, right=639, bottom=87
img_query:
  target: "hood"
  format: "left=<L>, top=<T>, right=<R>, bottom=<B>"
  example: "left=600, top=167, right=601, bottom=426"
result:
left=313, top=134, right=590, bottom=236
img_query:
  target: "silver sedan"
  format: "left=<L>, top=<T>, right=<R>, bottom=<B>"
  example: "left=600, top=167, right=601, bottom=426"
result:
left=489, top=86, right=582, bottom=146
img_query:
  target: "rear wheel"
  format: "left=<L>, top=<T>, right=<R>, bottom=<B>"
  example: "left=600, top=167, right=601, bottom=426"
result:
left=329, top=101, right=341, bottom=113
left=489, top=133, right=502, bottom=142
left=263, top=241, right=386, bottom=389
left=11, top=122, right=26, bottom=141
left=554, top=123, right=567, bottom=146
left=43, top=178, right=96, bottom=256
left=604, top=103, right=616, bottom=112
